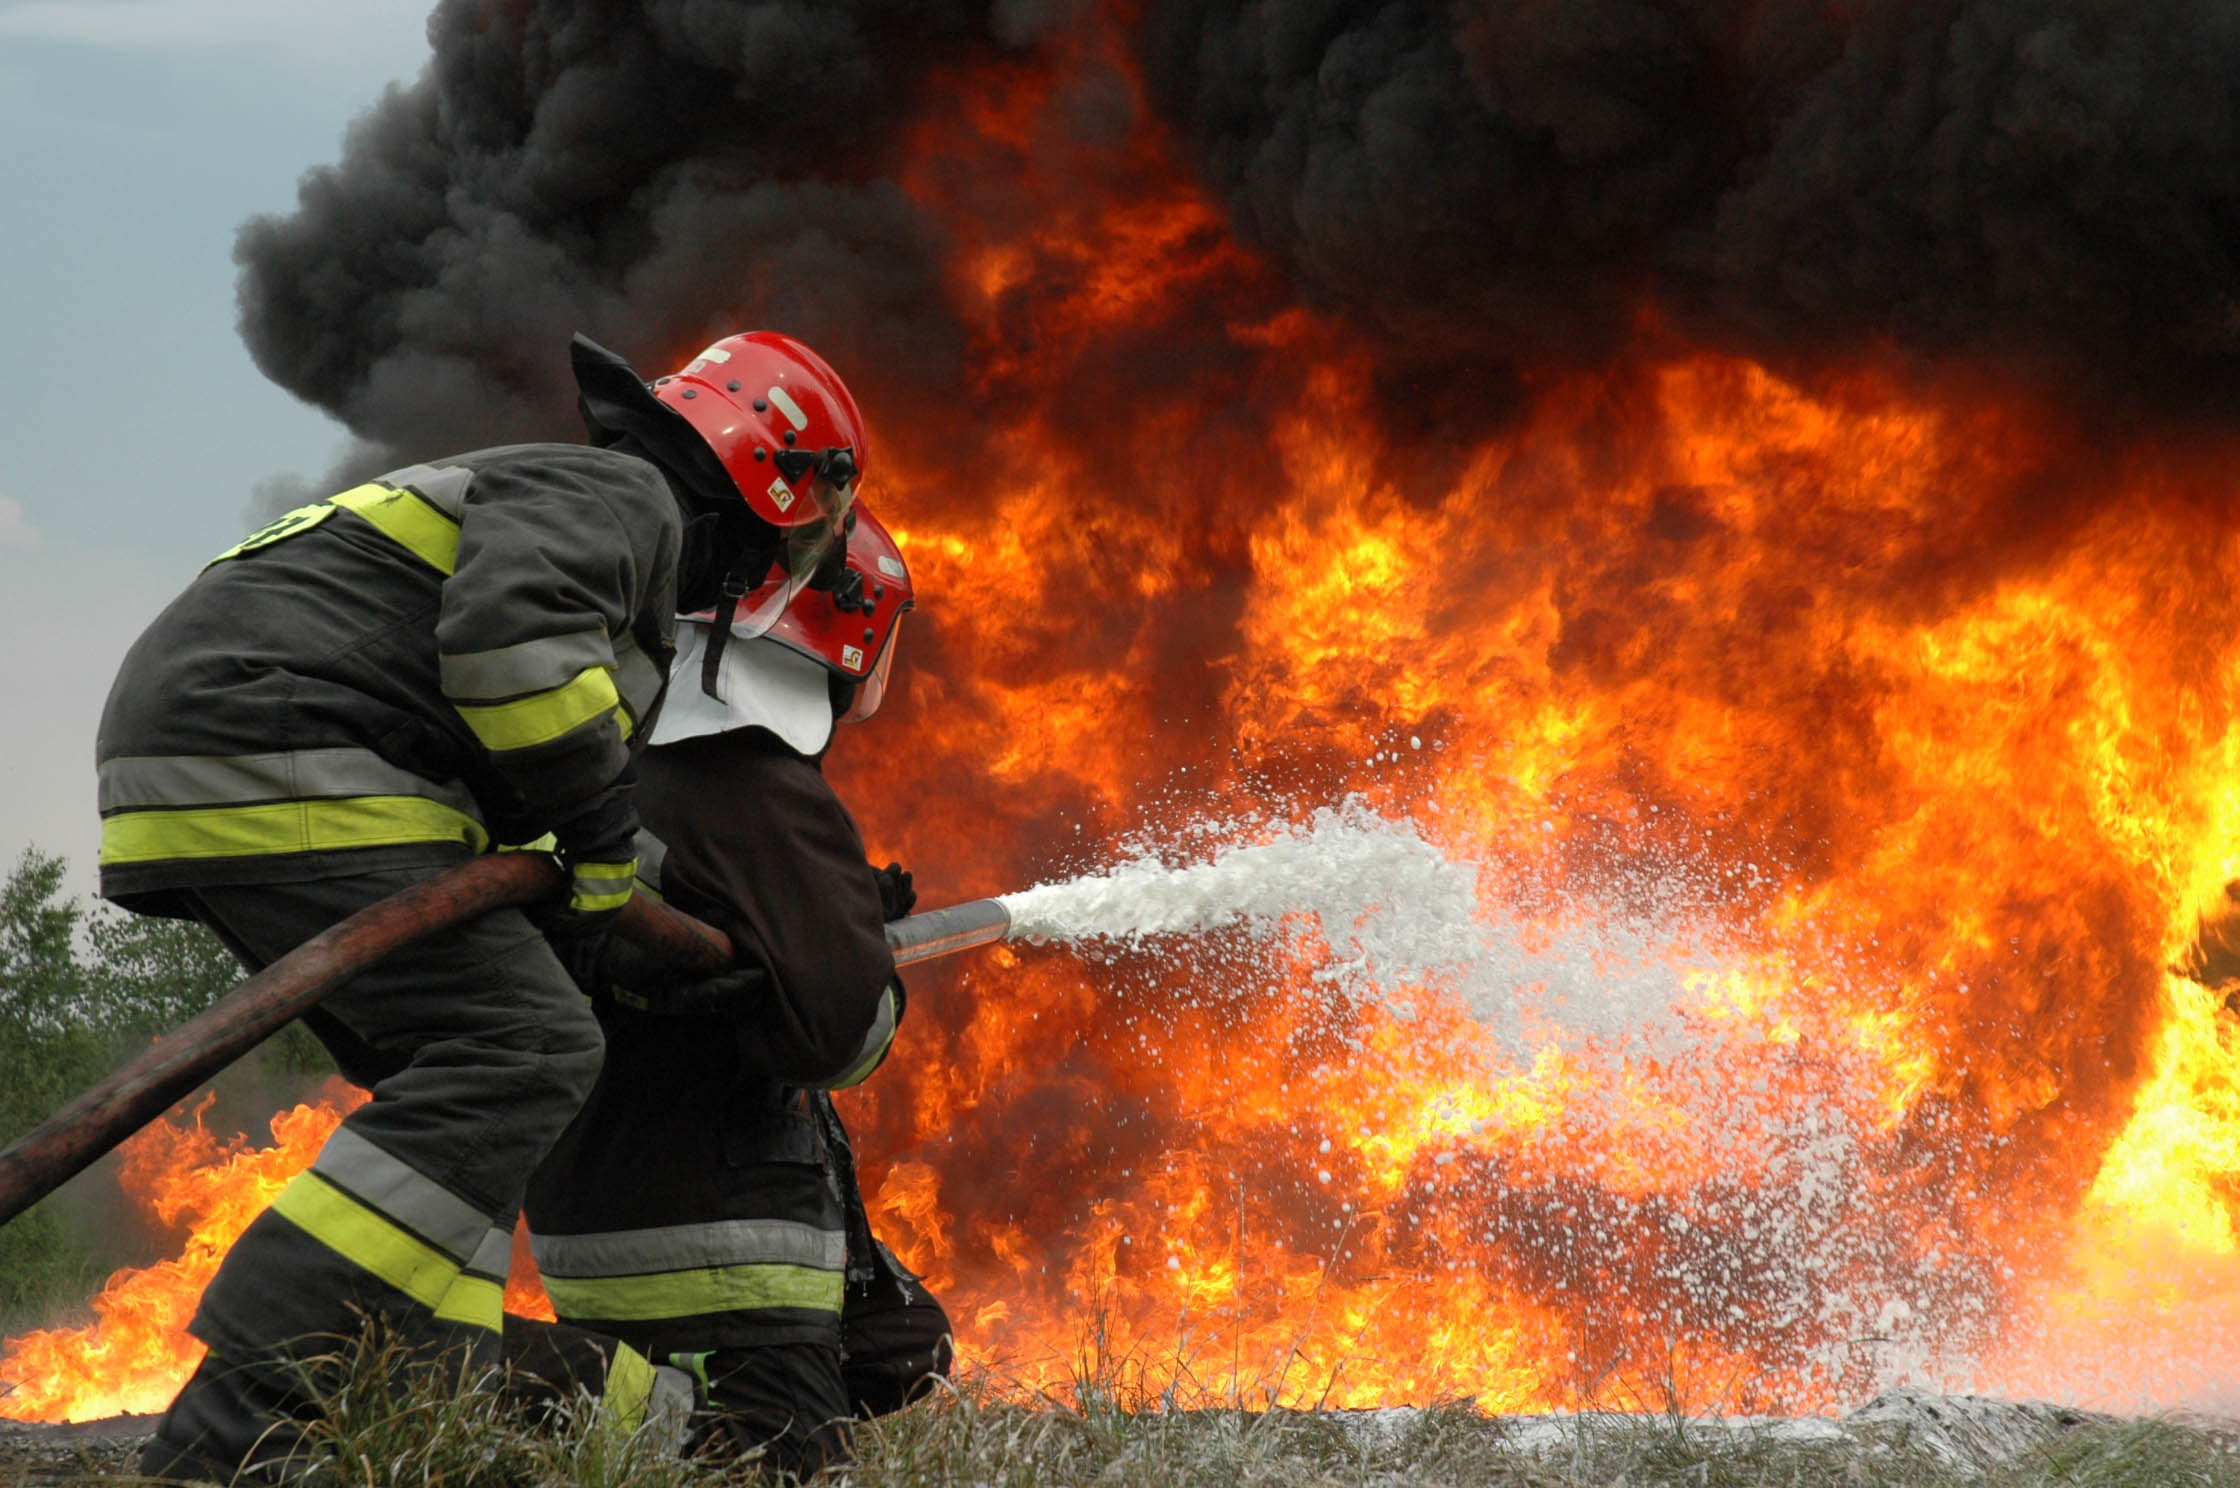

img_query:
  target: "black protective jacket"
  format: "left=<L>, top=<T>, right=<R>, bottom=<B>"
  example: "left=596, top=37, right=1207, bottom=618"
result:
left=524, top=727, right=901, bottom=1352
left=96, top=444, right=681, bottom=912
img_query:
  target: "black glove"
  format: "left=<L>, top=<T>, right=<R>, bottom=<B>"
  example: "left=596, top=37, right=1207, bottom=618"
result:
left=873, top=862, right=916, bottom=922
left=648, top=965, right=768, bottom=1019
left=541, top=784, right=641, bottom=991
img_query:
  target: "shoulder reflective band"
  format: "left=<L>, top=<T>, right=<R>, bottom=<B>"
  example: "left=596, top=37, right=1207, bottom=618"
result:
left=206, top=501, right=338, bottom=565
left=330, top=482, right=462, bottom=574
left=99, top=796, right=490, bottom=866
left=268, top=1172, right=499, bottom=1333
left=454, top=665, right=624, bottom=754
left=205, top=482, right=466, bottom=573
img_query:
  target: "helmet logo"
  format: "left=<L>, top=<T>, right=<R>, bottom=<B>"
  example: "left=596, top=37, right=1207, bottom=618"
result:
left=766, top=385, right=809, bottom=431
left=683, top=345, right=732, bottom=376
left=842, top=644, right=865, bottom=671
left=766, top=477, right=795, bottom=512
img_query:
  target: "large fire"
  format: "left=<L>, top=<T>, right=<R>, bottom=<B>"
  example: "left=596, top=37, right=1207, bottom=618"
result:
left=9, top=2, right=2240, bottom=1426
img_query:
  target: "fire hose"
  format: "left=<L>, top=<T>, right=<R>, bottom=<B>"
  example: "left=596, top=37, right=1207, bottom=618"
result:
left=0, top=853, right=1012, bottom=1230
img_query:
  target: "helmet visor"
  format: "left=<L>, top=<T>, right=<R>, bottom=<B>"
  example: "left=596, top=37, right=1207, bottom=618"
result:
left=727, top=473, right=855, bottom=640
left=841, top=615, right=902, bottom=724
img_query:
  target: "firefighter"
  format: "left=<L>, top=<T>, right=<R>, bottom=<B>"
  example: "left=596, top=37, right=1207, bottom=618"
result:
left=97, top=330, right=870, bottom=1483
left=520, top=504, right=951, bottom=1475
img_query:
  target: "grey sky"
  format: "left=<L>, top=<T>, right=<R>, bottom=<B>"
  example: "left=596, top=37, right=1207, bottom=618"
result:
left=0, top=0, right=435, bottom=891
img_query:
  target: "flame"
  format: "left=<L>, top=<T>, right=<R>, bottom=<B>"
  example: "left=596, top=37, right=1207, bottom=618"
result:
left=0, top=1083, right=362, bottom=1422
left=16, top=0, right=2240, bottom=1424
left=0, top=1084, right=556, bottom=1423
left=834, top=5, right=2240, bottom=1416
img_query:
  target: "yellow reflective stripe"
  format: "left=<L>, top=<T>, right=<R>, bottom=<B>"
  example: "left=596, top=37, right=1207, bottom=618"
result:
left=330, top=483, right=462, bottom=574
left=543, top=1263, right=844, bottom=1322
left=432, top=1274, right=503, bottom=1333
left=206, top=502, right=338, bottom=565
left=599, top=1344, right=656, bottom=1441
left=571, top=858, right=637, bottom=914
left=454, top=665, right=621, bottom=753
left=270, top=1173, right=485, bottom=1324
left=99, top=795, right=489, bottom=865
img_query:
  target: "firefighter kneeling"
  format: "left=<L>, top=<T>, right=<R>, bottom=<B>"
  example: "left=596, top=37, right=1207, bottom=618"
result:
left=513, top=504, right=950, bottom=1473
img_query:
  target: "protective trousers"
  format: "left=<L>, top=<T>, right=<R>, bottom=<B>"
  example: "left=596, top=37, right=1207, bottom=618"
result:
left=139, top=864, right=604, bottom=1483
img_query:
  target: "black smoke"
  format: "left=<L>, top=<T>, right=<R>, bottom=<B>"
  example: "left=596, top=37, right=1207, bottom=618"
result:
left=236, top=0, right=1007, bottom=477
left=239, top=0, right=2240, bottom=485
left=1141, top=0, right=2240, bottom=408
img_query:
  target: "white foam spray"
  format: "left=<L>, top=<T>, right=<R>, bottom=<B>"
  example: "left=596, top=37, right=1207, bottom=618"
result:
left=998, top=799, right=1483, bottom=1006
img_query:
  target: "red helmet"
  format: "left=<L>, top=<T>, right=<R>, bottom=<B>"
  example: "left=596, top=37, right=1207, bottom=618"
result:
left=656, top=331, right=867, bottom=637
left=756, top=504, right=915, bottom=724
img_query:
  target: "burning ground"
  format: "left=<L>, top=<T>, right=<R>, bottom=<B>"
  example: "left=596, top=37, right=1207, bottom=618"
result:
left=11, top=0, right=2240, bottom=1425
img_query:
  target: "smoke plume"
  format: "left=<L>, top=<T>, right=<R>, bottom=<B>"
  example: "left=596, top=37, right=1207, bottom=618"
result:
left=1141, top=0, right=2240, bottom=404
left=238, top=0, right=2240, bottom=479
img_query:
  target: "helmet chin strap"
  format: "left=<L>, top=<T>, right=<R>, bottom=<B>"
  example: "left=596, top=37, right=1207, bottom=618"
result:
left=701, top=577, right=743, bottom=701
left=698, top=548, right=776, bottom=700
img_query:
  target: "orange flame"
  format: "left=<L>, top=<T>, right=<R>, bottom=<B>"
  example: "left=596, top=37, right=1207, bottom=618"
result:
left=15, top=0, right=2240, bottom=1424
left=0, top=1087, right=555, bottom=1423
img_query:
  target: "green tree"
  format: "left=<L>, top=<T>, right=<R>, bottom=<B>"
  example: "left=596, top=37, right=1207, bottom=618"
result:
left=0, top=849, right=111, bottom=1320
left=0, top=850, right=335, bottom=1330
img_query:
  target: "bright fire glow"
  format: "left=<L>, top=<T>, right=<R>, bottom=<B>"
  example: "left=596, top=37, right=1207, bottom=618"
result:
left=10, top=0, right=2240, bottom=1426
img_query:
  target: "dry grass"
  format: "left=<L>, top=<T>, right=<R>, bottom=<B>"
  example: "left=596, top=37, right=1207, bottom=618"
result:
left=4, top=1333, right=2238, bottom=1487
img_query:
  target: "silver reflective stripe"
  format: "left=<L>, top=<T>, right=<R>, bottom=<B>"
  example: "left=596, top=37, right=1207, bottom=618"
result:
left=826, top=985, right=899, bottom=1089
left=532, top=1218, right=844, bottom=1279
left=98, top=748, right=482, bottom=818
left=440, top=630, right=615, bottom=704
left=312, top=1127, right=494, bottom=1263
left=646, top=1365, right=697, bottom=1451
left=612, top=634, right=665, bottom=719
left=382, top=463, right=473, bottom=517
left=630, top=829, right=668, bottom=894
left=465, top=1224, right=514, bottom=1281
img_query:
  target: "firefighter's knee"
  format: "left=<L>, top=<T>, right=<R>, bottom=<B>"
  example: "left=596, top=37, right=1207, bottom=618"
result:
left=540, top=995, right=606, bottom=1108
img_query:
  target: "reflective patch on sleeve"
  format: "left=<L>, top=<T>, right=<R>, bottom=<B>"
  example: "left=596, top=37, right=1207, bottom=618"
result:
left=824, top=985, right=900, bottom=1090
left=570, top=858, right=638, bottom=915
left=631, top=829, right=668, bottom=900
left=441, top=630, right=615, bottom=705
left=454, top=665, right=621, bottom=753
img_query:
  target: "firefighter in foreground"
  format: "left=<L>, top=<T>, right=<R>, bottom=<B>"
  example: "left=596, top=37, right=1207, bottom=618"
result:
left=96, top=330, right=871, bottom=1482
left=517, top=504, right=951, bottom=1474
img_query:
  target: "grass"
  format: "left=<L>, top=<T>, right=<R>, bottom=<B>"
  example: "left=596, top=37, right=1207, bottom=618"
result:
left=4, top=1335, right=2239, bottom=1487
